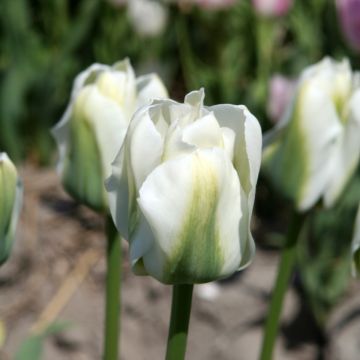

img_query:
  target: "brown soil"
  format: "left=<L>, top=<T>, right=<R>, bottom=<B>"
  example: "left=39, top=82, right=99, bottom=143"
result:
left=0, top=165, right=360, bottom=360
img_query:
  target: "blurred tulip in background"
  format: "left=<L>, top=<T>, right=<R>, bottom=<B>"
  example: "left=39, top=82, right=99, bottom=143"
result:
left=252, top=0, right=293, bottom=17
left=52, top=59, right=168, bottom=211
left=128, top=0, right=169, bottom=37
left=337, top=0, right=360, bottom=52
left=267, top=74, right=297, bottom=124
left=263, top=58, right=360, bottom=211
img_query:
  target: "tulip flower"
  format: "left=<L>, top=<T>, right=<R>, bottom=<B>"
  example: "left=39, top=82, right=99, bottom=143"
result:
left=262, top=58, right=360, bottom=211
left=267, top=74, right=297, bottom=124
left=352, top=204, right=360, bottom=276
left=0, top=153, right=22, bottom=266
left=128, top=0, right=168, bottom=37
left=336, top=0, right=360, bottom=52
left=106, top=89, right=262, bottom=284
left=52, top=59, right=168, bottom=212
left=252, top=0, right=294, bottom=17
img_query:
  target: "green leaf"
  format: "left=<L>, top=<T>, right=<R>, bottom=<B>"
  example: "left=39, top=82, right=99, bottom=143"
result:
left=15, top=336, right=43, bottom=360
left=14, top=321, right=71, bottom=360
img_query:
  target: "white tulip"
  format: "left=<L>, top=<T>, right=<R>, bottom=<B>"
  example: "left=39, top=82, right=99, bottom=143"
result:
left=106, top=89, right=262, bottom=284
left=52, top=59, right=168, bottom=211
left=0, top=153, right=22, bottom=266
left=263, top=58, right=360, bottom=211
left=128, top=0, right=168, bottom=37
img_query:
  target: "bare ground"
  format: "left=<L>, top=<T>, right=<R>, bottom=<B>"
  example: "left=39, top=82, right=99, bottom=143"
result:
left=0, top=165, right=360, bottom=360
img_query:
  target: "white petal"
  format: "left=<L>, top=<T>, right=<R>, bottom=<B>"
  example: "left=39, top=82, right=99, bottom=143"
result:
left=51, top=63, right=111, bottom=174
left=106, top=106, right=164, bottom=238
left=51, top=105, right=72, bottom=175
left=324, top=90, right=360, bottom=206
left=77, top=86, right=129, bottom=179
left=182, top=112, right=224, bottom=149
left=184, top=89, right=208, bottom=122
left=210, top=104, right=262, bottom=267
left=151, top=97, right=206, bottom=128
left=129, top=213, right=156, bottom=275
left=297, top=81, right=342, bottom=210
left=185, top=88, right=205, bottom=107
left=162, top=122, right=194, bottom=161
left=127, top=107, right=164, bottom=191
left=136, top=73, right=168, bottom=107
left=221, top=127, right=236, bottom=161
left=137, top=148, right=242, bottom=284
left=209, top=104, right=262, bottom=195
left=110, top=58, right=137, bottom=119
left=96, top=71, right=132, bottom=107
left=106, top=147, right=133, bottom=239
left=71, top=63, right=111, bottom=99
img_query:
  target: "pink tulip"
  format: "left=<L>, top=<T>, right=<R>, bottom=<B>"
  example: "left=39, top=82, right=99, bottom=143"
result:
left=267, top=74, right=297, bottom=123
left=337, top=0, right=360, bottom=52
left=252, top=0, right=294, bottom=17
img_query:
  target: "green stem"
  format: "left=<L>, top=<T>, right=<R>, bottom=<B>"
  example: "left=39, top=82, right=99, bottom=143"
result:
left=165, top=284, right=194, bottom=360
left=104, top=215, right=121, bottom=360
left=259, top=210, right=306, bottom=360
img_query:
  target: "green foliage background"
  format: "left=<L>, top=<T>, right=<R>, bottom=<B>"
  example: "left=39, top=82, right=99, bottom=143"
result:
left=1, top=0, right=360, bottom=342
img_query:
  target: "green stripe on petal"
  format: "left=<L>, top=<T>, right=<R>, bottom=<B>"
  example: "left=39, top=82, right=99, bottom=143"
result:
left=0, top=154, right=21, bottom=266
left=138, top=149, right=243, bottom=284
left=0, top=157, right=17, bottom=239
left=62, top=91, right=105, bottom=212
left=163, top=153, right=224, bottom=284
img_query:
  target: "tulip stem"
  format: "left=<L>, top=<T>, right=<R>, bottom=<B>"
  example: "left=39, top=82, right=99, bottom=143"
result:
left=165, top=284, right=194, bottom=360
left=259, top=210, right=306, bottom=360
left=104, top=215, right=121, bottom=360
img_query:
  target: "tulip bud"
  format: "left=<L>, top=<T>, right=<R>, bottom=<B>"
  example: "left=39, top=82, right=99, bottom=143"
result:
left=336, top=0, right=360, bottom=52
left=128, top=0, right=168, bottom=37
left=106, top=89, right=262, bottom=284
left=52, top=59, right=168, bottom=212
left=263, top=58, right=360, bottom=211
left=0, top=153, right=22, bottom=266
left=252, top=0, right=293, bottom=17
left=267, top=74, right=297, bottom=124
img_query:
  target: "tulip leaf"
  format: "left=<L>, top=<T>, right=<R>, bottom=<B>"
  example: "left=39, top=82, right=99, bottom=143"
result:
left=15, top=321, right=71, bottom=360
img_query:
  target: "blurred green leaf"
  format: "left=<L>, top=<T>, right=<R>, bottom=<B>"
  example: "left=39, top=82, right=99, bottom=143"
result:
left=15, top=321, right=71, bottom=360
left=15, top=336, right=43, bottom=360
